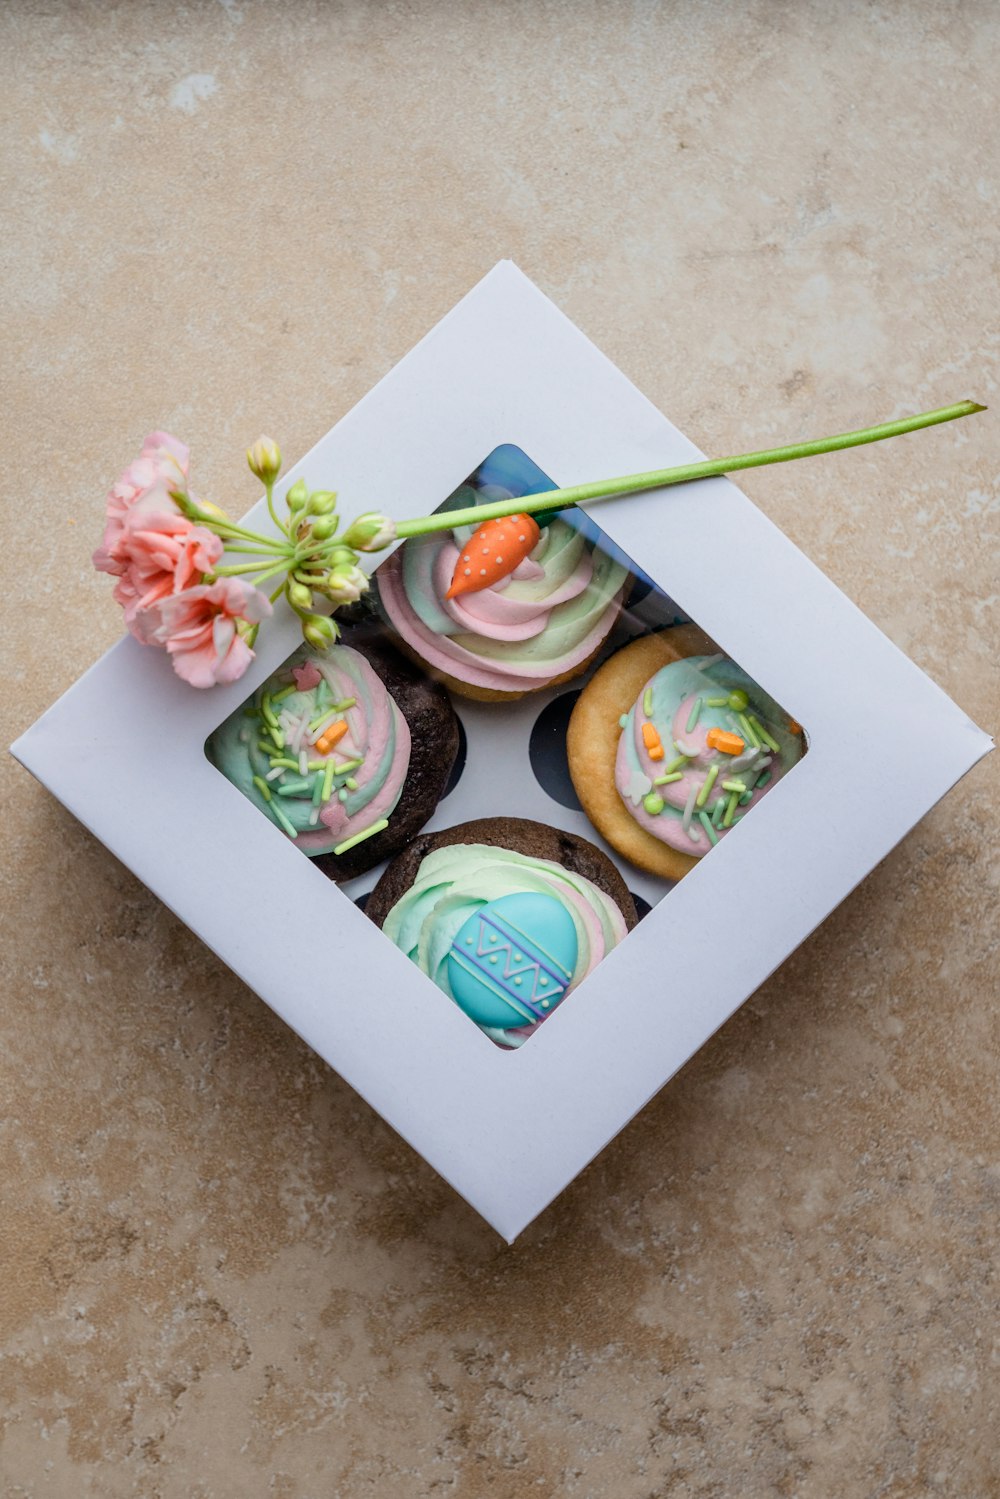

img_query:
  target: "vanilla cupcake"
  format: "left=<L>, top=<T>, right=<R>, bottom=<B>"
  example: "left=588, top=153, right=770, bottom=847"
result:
left=376, top=509, right=629, bottom=701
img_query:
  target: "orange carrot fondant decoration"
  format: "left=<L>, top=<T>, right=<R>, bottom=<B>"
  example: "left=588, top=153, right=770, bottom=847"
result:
left=446, top=513, right=541, bottom=599
left=641, top=721, right=665, bottom=761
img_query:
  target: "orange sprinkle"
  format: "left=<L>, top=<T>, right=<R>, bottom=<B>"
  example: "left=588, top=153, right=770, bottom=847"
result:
left=788, top=718, right=802, bottom=735
left=315, top=719, right=348, bottom=755
left=641, top=721, right=665, bottom=760
left=706, top=728, right=745, bottom=755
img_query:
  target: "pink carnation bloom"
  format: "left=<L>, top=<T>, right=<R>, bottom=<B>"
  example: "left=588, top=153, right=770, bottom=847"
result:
left=113, top=514, right=223, bottom=639
left=93, top=431, right=191, bottom=576
left=136, top=577, right=272, bottom=688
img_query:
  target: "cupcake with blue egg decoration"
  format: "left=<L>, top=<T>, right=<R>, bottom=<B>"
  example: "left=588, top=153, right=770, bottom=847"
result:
left=364, top=817, right=638, bottom=1048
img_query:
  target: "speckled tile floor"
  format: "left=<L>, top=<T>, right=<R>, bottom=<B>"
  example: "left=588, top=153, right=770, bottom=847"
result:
left=2, top=2, right=998, bottom=1495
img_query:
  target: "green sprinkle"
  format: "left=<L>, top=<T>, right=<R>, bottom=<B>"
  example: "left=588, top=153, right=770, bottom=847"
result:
left=309, top=709, right=338, bottom=733
left=721, top=779, right=747, bottom=794
left=642, top=688, right=653, bottom=717
left=260, top=694, right=278, bottom=728
left=272, top=683, right=298, bottom=703
left=268, top=799, right=298, bottom=838
left=312, top=774, right=324, bottom=806
left=740, top=791, right=753, bottom=805
left=696, top=764, right=719, bottom=808
left=252, top=775, right=272, bottom=801
left=333, top=696, right=357, bottom=712
left=749, top=715, right=780, bottom=753
left=334, top=757, right=363, bottom=774
left=686, top=697, right=703, bottom=733
left=276, top=778, right=311, bottom=796
left=728, top=689, right=749, bottom=712
left=737, top=712, right=760, bottom=749
left=345, top=777, right=359, bottom=791
left=653, top=771, right=683, bottom=785
left=334, top=818, right=389, bottom=856
left=322, top=761, right=335, bottom=803
left=618, top=714, right=629, bottom=730
left=338, top=788, right=348, bottom=802
left=643, top=791, right=665, bottom=815
left=712, top=794, right=726, bottom=827
left=756, top=769, right=772, bottom=788
left=664, top=752, right=689, bottom=774
left=267, top=723, right=285, bottom=750
left=698, top=811, right=719, bottom=846
left=242, top=706, right=259, bottom=719
left=723, top=790, right=739, bottom=827
left=706, top=695, right=728, bottom=708
left=307, top=759, right=328, bottom=771
left=269, top=756, right=299, bottom=771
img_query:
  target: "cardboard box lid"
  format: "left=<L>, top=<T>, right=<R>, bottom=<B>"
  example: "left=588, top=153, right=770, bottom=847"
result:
left=11, top=263, right=992, bottom=1241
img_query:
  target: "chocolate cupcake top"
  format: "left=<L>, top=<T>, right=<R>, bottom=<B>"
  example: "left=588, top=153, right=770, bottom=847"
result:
left=377, top=512, right=629, bottom=694
left=368, top=819, right=636, bottom=1049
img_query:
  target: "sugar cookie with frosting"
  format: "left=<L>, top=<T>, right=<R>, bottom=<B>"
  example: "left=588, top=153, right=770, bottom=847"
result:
left=567, top=627, right=805, bottom=881
left=365, top=817, right=638, bottom=1048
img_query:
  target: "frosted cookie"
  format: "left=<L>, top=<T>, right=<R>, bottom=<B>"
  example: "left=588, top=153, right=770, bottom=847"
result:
left=366, top=818, right=637, bottom=1048
left=207, top=636, right=459, bottom=881
left=567, top=627, right=805, bottom=880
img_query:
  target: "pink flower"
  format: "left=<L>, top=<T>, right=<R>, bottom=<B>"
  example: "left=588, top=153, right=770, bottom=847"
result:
left=137, top=577, right=272, bottom=688
left=112, top=514, right=223, bottom=639
left=93, top=431, right=191, bottom=576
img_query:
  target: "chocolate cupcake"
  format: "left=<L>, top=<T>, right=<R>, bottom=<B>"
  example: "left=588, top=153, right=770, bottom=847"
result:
left=366, top=817, right=637, bottom=1048
left=206, top=634, right=459, bottom=881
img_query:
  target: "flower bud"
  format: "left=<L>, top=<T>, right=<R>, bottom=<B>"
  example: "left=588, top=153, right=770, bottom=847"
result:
left=287, top=580, right=313, bottom=611
left=324, top=564, right=368, bottom=606
left=247, top=436, right=282, bottom=486
left=302, top=613, right=338, bottom=650
left=325, top=544, right=358, bottom=571
left=310, top=516, right=336, bottom=541
left=308, top=489, right=338, bottom=516
left=286, top=478, right=309, bottom=512
left=340, top=511, right=397, bottom=552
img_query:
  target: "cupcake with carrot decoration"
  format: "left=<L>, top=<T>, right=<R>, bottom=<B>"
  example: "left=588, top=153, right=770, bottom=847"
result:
left=375, top=448, right=630, bottom=701
left=567, top=626, right=805, bottom=881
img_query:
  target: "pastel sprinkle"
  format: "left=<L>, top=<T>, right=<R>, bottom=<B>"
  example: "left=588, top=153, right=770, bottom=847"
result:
left=653, top=771, right=683, bottom=785
left=696, top=764, right=719, bottom=808
left=260, top=695, right=278, bottom=728
left=681, top=782, right=698, bottom=833
left=698, top=811, right=719, bottom=846
left=643, top=792, right=665, bottom=815
left=723, top=791, right=739, bottom=827
left=308, top=808, right=320, bottom=826
left=687, top=823, right=702, bottom=844
left=712, top=794, right=726, bottom=828
left=345, top=777, right=359, bottom=791
left=309, top=708, right=339, bottom=733
left=333, top=818, right=389, bottom=856
left=737, top=713, right=761, bottom=749
left=706, top=695, right=728, bottom=708
left=322, top=761, right=335, bottom=803
left=664, top=752, right=689, bottom=774
left=749, top=715, right=780, bottom=753
left=253, top=776, right=273, bottom=801
left=334, top=757, right=363, bottom=774
left=307, top=759, right=328, bottom=771
left=728, top=689, right=749, bottom=712
left=721, top=779, right=747, bottom=794
left=272, top=683, right=297, bottom=703
left=338, top=788, right=348, bottom=802
left=642, top=688, right=653, bottom=717
left=619, top=714, right=629, bottom=730
left=686, top=697, right=703, bottom=733
left=277, top=778, right=311, bottom=795
left=267, top=724, right=285, bottom=750
left=268, top=800, right=297, bottom=839
left=298, top=749, right=309, bottom=776
left=755, top=769, right=772, bottom=788
left=312, top=774, right=324, bottom=806
left=740, top=791, right=753, bottom=805
left=265, top=766, right=285, bottom=782
left=333, top=697, right=357, bottom=712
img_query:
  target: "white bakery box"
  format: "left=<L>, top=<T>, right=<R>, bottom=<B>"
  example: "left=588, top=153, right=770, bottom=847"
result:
left=11, top=263, right=992, bottom=1242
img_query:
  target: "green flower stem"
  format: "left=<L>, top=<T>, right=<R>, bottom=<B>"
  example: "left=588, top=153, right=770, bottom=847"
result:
left=264, top=480, right=286, bottom=537
left=213, top=558, right=289, bottom=577
left=393, top=400, right=985, bottom=540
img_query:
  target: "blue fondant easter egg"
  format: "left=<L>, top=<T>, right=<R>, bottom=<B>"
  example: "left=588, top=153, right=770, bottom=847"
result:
left=446, top=892, right=579, bottom=1030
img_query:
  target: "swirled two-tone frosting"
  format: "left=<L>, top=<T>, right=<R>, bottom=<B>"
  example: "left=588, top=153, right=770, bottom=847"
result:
left=378, top=514, right=629, bottom=693
left=207, top=644, right=410, bottom=857
left=382, top=844, right=629, bottom=1047
left=616, top=655, right=803, bottom=856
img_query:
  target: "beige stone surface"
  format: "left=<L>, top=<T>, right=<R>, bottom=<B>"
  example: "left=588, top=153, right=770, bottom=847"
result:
left=2, top=1, right=998, bottom=1494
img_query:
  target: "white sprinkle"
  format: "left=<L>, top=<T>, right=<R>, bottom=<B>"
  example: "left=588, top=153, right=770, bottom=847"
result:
left=463, top=568, right=470, bottom=576
left=480, top=568, right=487, bottom=576
left=496, top=555, right=503, bottom=564
left=266, top=766, right=284, bottom=781
left=687, top=823, right=703, bottom=843
left=299, top=749, right=308, bottom=776
left=309, top=808, right=320, bottom=825
left=518, top=534, right=526, bottom=542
